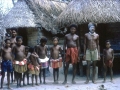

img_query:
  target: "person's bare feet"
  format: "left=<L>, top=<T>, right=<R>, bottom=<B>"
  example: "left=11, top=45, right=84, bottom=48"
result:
left=72, top=80, right=76, bottom=84
left=43, top=82, right=47, bottom=84
left=8, top=87, right=13, bottom=90
left=53, top=81, right=58, bottom=84
left=92, top=80, right=97, bottom=84
left=110, top=80, right=114, bottom=83
left=32, top=84, right=35, bottom=87
left=36, top=83, right=39, bottom=86
left=62, top=81, right=67, bottom=84
left=85, top=80, right=89, bottom=84
left=0, top=87, right=3, bottom=90
left=40, top=81, right=42, bottom=84
left=103, top=80, right=106, bottom=83
left=23, top=83, right=27, bottom=86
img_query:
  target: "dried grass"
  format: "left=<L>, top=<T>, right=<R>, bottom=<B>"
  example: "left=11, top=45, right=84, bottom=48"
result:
left=26, top=0, right=67, bottom=34
left=3, top=0, right=36, bottom=28
left=57, top=0, right=120, bottom=27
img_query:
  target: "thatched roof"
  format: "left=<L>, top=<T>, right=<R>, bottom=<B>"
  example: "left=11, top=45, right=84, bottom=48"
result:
left=57, top=0, right=120, bottom=27
left=25, top=0, right=67, bottom=34
left=0, top=14, right=5, bottom=36
left=3, top=0, right=36, bottom=28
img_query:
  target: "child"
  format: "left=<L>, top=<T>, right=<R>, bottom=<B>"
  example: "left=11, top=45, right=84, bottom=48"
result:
left=12, top=36, right=27, bottom=87
left=50, top=37, right=62, bottom=84
left=23, top=46, right=30, bottom=86
left=35, top=37, right=48, bottom=84
left=63, top=24, right=80, bottom=84
left=28, top=47, right=40, bottom=86
left=0, top=39, right=13, bottom=89
left=103, top=40, right=114, bottom=83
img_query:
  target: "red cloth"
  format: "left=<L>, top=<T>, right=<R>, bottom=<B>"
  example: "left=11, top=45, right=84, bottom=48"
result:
left=105, top=60, right=113, bottom=68
left=50, top=58, right=62, bottom=68
left=65, top=47, right=78, bottom=64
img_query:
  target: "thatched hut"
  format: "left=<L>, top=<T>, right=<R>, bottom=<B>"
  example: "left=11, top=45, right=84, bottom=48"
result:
left=25, top=0, right=67, bottom=44
left=57, top=0, right=120, bottom=74
left=3, top=0, right=67, bottom=46
left=0, top=13, right=6, bottom=47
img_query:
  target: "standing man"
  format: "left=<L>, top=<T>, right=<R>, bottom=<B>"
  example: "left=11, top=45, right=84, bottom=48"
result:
left=84, top=22, right=100, bottom=84
left=62, top=24, right=80, bottom=84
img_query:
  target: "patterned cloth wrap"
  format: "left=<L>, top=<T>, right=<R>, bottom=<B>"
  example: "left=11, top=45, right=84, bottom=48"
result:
left=105, top=60, right=113, bottom=68
left=13, top=59, right=27, bottom=73
left=50, top=58, right=62, bottom=68
left=38, top=57, right=49, bottom=69
left=13, top=59, right=27, bottom=65
left=28, top=63, right=40, bottom=75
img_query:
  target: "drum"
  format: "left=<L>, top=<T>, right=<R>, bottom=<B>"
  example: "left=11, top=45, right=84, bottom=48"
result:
left=50, top=58, right=62, bottom=68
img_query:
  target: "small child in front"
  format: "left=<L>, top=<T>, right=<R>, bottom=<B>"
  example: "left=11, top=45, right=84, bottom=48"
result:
left=103, top=40, right=114, bottom=83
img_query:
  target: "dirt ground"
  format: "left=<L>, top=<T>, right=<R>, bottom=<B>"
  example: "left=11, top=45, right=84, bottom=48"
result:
left=0, top=66, right=120, bottom=90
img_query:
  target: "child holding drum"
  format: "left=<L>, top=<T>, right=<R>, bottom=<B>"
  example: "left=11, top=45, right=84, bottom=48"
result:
left=50, top=37, right=62, bottom=84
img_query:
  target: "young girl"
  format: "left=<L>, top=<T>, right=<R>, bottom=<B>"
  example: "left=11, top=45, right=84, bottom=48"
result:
left=28, top=47, right=40, bottom=86
left=12, top=36, right=27, bottom=87
left=23, top=46, right=30, bottom=86
left=50, top=37, right=62, bottom=84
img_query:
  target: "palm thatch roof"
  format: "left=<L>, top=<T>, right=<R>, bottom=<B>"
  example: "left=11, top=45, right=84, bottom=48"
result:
left=0, top=14, right=6, bottom=36
left=57, top=0, right=120, bottom=27
left=25, top=0, right=67, bottom=34
left=3, top=0, right=36, bottom=28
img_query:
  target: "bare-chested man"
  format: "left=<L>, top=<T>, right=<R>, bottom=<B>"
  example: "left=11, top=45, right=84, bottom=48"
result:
left=10, top=28, right=17, bottom=48
left=10, top=28, right=17, bottom=83
left=35, top=37, right=48, bottom=84
left=62, top=24, right=80, bottom=84
left=12, top=36, right=27, bottom=87
left=84, top=22, right=100, bottom=84
left=0, top=39, right=13, bottom=89
left=50, top=37, right=62, bottom=84
left=103, top=40, right=114, bottom=83
left=28, top=47, right=40, bottom=86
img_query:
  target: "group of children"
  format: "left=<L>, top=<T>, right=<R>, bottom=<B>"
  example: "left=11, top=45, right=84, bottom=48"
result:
left=0, top=23, right=114, bottom=89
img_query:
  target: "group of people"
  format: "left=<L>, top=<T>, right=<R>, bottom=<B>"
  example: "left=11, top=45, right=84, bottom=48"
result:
left=0, top=22, right=114, bottom=89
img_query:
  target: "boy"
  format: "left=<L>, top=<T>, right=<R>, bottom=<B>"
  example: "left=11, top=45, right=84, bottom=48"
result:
left=103, top=40, right=114, bottom=83
left=28, top=47, right=40, bottom=86
left=35, top=37, right=48, bottom=84
left=23, top=46, right=30, bottom=86
left=12, top=36, right=27, bottom=87
left=50, top=37, right=62, bottom=84
left=63, top=24, right=80, bottom=84
left=0, top=39, right=13, bottom=89
left=10, top=28, right=17, bottom=83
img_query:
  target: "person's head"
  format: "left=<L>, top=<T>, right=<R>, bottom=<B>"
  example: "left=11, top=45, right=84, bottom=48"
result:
left=11, top=28, right=17, bottom=37
left=5, top=33, right=11, bottom=39
left=29, top=47, right=34, bottom=53
left=105, top=40, right=111, bottom=48
left=25, top=46, right=29, bottom=52
left=40, top=37, right=47, bottom=46
left=69, top=24, right=77, bottom=34
left=88, top=22, right=96, bottom=34
left=52, top=37, right=59, bottom=45
left=16, top=36, right=23, bottom=46
left=4, top=39, right=11, bottom=47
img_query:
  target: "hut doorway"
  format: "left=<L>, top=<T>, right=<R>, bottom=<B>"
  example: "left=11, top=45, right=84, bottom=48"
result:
left=17, top=28, right=28, bottom=46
